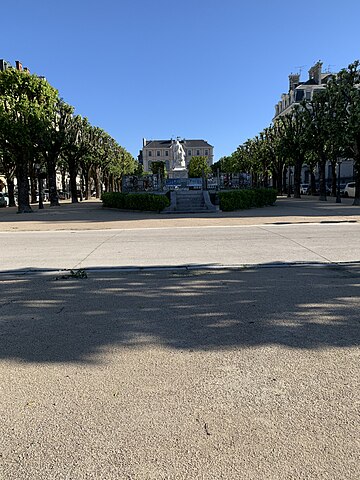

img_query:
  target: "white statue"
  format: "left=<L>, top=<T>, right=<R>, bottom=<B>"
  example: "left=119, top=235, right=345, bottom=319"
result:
left=171, top=139, right=186, bottom=169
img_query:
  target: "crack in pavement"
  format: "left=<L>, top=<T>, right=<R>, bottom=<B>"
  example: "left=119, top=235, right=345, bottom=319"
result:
left=257, top=226, right=333, bottom=263
left=72, top=232, right=122, bottom=269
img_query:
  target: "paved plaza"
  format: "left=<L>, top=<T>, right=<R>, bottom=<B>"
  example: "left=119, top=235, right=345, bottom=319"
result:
left=0, top=197, right=359, bottom=479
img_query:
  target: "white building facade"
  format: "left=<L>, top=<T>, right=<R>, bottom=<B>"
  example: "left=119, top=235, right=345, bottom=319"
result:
left=139, top=138, right=214, bottom=175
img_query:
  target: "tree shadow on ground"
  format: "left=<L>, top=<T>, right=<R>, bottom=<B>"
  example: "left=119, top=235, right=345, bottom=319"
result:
left=0, top=198, right=360, bottom=228
left=0, top=264, right=359, bottom=363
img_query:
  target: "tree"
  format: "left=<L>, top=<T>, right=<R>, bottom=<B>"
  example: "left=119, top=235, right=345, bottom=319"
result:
left=0, top=150, right=16, bottom=206
left=62, top=115, right=93, bottom=203
left=150, top=161, right=166, bottom=177
left=326, top=61, right=360, bottom=205
left=187, top=156, right=211, bottom=178
left=261, top=125, right=287, bottom=193
left=39, top=100, right=74, bottom=206
left=0, top=69, right=59, bottom=212
left=276, top=106, right=309, bottom=198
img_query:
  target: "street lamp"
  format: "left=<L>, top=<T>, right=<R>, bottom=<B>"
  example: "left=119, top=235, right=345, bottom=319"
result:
left=35, top=163, right=44, bottom=210
left=336, top=159, right=342, bottom=204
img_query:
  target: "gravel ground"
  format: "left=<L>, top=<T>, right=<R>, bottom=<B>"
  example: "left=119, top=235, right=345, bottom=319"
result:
left=0, top=265, right=359, bottom=479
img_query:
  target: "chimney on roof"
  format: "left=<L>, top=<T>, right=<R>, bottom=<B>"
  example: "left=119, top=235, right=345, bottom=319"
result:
left=15, top=60, right=23, bottom=71
left=289, top=73, right=300, bottom=92
left=308, top=61, right=322, bottom=85
left=142, top=138, right=147, bottom=147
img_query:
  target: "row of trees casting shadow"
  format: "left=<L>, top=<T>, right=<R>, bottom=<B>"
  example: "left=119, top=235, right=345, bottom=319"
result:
left=0, top=69, right=137, bottom=213
left=216, top=61, right=360, bottom=204
left=0, top=264, right=359, bottom=363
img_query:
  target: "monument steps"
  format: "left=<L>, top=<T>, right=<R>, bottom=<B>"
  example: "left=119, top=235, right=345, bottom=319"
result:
left=163, top=190, right=217, bottom=214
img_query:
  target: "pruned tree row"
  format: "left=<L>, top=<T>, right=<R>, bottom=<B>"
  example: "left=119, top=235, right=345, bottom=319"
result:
left=213, top=61, right=360, bottom=205
left=0, top=68, right=136, bottom=212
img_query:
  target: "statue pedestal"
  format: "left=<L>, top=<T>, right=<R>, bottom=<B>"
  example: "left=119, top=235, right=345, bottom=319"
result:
left=169, top=168, right=188, bottom=179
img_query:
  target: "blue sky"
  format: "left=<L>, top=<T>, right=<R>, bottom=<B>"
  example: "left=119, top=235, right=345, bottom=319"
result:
left=2, top=0, right=360, bottom=160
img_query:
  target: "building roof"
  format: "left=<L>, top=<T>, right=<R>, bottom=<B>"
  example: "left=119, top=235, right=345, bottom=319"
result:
left=143, top=139, right=213, bottom=149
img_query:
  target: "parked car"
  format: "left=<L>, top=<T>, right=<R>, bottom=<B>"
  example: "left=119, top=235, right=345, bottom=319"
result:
left=338, top=183, right=347, bottom=196
left=57, top=190, right=67, bottom=200
left=306, top=184, right=331, bottom=195
left=344, top=182, right=355, bottom=197
left=0, top=192, right=7, bottom=207
left=300, top=184, right=309, bottom=195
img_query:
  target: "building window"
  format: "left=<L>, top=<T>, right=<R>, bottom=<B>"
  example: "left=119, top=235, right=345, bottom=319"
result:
left=165, top=161, right=170, bottom=170
left=305, top=91, right=311, bottom=100
left=205, top=150, right=208, bottom=156
left=157, top=151, right=160, bottom=156
left=148, top=151, right=152, bottom=157
left=188, top=150, right=191, bottom=156
left=196, top=150, right=200, bottom=156
left=165, top=151, right=169, bottom=156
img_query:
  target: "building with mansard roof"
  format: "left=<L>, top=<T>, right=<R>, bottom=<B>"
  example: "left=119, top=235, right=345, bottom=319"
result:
left=273, top=61, right=354, bottom=185
left=273, top=61, right=334, bottom=120
left=138, top=138, right=214, bottom=175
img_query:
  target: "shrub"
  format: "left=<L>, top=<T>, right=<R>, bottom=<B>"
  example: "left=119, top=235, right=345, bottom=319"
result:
left=102, top=192, right=170, bottom=212
left=219, top=188, right=277, bottom=211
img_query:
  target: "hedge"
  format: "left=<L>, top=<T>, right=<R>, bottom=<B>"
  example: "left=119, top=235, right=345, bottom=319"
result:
left=102, top=192, right=170, bottom=212
left=218, top=188, right=277, bottom=211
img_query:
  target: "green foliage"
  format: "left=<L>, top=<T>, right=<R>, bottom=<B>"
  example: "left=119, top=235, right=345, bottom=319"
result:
left=187, top=156, right=211, bottom=178
left=0, top=69, right=59, bottom=211
left=102, top=192, right=170, bottom=212
left=134, top=162, right=144, bottom=176
left=219, top=188, right=277, bottom=211
left=0, top=70, right=59, bottom=153
left=150, top=161, right=166, bottom=177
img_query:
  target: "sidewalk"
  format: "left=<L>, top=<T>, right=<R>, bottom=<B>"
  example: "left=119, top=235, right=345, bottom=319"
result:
left=1, top=197, right=359, bottom=479
left=1, top=265, right=359, bottom=479
left=0, top=196, right=359, bottom=232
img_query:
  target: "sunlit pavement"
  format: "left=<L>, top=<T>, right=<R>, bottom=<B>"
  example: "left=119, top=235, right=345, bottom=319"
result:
left=0, top=198, right=359, bottom=479
left=0, top=196, right=359, bottom=232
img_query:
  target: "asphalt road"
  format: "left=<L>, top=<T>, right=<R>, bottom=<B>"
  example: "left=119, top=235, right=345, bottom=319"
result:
left=1, top=222, right=360, bottom=272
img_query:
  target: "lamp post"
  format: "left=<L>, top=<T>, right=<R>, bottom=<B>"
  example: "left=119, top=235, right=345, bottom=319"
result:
left=336, top=159, right=342, bottom=203
left=35, top=163, right=44, bottom=210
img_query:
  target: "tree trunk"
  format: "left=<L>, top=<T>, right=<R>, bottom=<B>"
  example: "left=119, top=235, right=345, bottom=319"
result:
left=310, top=171, right=316, bottom=195
left=30, top=164, right=37, bottom=204
left=83, top=167, right=90, bottom=200
left=319, top=160, right=327, bottom=201
left=79, top=173, right=84, bottom=201
left=293, top=161, right=302, bottom=198
left=104, top=175, right=109, bottom=193
left=61, top=170, right=66, bottom=194
left=5, top=176, right=16, bottom=207
left=353, top=141, right=360, bottom=205
left=68, top=158, right=78, bottom=203
left=263, top=171, right=268, bottom=188
left=252, top=172, right=258, bottom=188
left=277, top=168, right=283, bottom=194
left=282, top=166, right=287, bottom=195
left=353, top=161, right=360, bottom=206
left=94, top=167, right=100, bottom=198
left=16, top=159, right=32, bottom=213
left=47, top=156, right=60, bottom=206
left=331, top=162, right=337, bottom=197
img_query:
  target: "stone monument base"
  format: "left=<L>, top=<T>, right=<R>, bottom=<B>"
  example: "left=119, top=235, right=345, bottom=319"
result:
left=169, top=168, right=188, bottom=179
